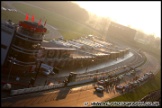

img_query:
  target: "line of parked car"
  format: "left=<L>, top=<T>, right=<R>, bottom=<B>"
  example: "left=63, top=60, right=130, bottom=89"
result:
left=94, top=76, right=120, bottom=93
left=115, top=72, right=154, bottom=92
left=2, top=7, right=17, bottom=12
left=94, top=71, right=154, bottom=94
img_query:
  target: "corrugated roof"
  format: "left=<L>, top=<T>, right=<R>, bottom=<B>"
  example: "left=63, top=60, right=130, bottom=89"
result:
left=42, top=46, right=76, bottom=50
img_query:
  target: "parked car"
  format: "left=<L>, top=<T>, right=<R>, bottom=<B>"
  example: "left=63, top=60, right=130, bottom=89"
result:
left=145, top=72, right=154, bottom=78
left=124, top=84, right=130, bottom=92
left=135, top=80, right=141, bottom=85
left=135, top=68, right=141, bottom=72
left=42, top=70, right=51, bottom=76
left=116, top=85, right=124, bottom=91
left=40, top=68, right=55, bottom=76
left=95, top=85, right=105, bottom=93
left=118, top=74, right=124, bottom=80
left=133, top=81, right=139, bottom=87
left=7, top=9, right=12, bottom=11
left=143, top=75, right=149, bottom=81
left=50, top=71, right=55, bottom=75
left=128, top=81, right=134, bottom=84
left=104, top=79, right=109, bottom=84
left=128, top=82, right=134, bottom=88
left=145, top=72, right=153, bottom=75
left=40, top=63, right=55, bottom=76
left=2, top=7, right=7, bottom=11
left=13, top=9, right=17, bottom=12
left=137, top=77, right=144, bottom=82
left=130, top=70, right=135, bottom=75
left=126, top=72, right=131, bottom=76
left=97, top=80, right=105, bottom=86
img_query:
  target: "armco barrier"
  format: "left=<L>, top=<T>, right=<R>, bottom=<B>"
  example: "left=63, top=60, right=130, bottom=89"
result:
left=68, top=79, right=94, bottom=86
left=10, top=84, right=64, bottom=96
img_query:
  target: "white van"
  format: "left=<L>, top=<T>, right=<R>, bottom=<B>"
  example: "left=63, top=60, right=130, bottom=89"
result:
left=40, top=63, right=55, bottom=76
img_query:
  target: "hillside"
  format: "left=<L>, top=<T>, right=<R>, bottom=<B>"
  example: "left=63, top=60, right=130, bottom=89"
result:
left=25, top=1, right=89, bottom=23
left=2, top=1, right=101, bottom=40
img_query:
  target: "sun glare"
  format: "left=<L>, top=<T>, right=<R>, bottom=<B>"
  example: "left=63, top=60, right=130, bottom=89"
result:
left=74, top=1, right=161, bottom=38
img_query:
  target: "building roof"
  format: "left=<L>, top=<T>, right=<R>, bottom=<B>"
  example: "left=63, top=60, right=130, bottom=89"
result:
left=42, top=47, right=76, bottom=51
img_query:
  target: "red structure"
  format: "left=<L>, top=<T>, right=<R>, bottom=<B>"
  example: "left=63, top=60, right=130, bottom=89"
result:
left=19, top=21, right=47, bottom=33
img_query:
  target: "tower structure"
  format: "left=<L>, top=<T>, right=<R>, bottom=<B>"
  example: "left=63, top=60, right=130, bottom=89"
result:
left=4, top=20, right=47, bottom=75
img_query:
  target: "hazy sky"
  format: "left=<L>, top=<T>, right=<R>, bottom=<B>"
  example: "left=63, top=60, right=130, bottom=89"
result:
left=74, top=1, right=161, bottom=38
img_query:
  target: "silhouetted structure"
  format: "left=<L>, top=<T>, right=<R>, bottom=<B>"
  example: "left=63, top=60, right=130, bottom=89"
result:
left=107, top=22, right=136, bottom=41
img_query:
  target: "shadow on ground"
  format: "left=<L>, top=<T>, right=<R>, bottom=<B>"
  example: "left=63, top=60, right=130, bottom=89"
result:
left=93, top=91, right=104, bottom=97
left=55, top=87, right=71, bottom=100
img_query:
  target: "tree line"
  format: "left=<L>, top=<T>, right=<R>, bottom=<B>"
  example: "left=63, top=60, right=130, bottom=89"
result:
left=26, top=1, right=89, bottom=23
